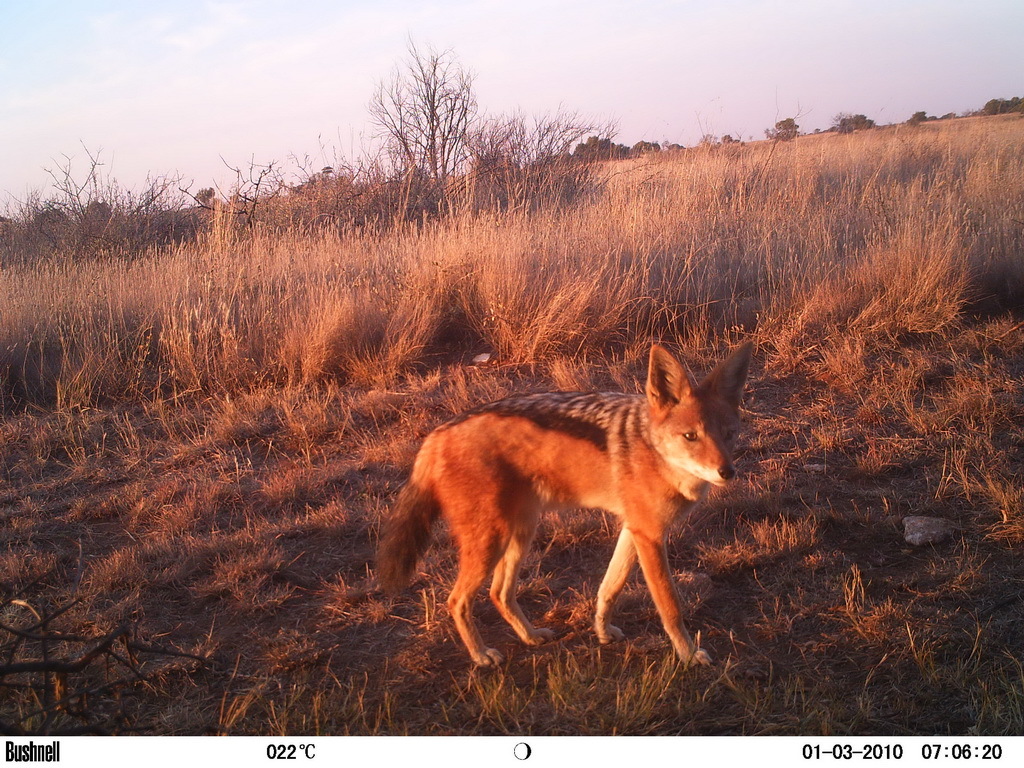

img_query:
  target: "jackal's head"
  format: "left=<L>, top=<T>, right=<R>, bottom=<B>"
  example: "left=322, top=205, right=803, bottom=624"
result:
left=645, top=342, right=753, bottom=487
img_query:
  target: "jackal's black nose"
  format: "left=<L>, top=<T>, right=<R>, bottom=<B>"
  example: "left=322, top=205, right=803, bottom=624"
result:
left=718, top=466, right=736, bottom=481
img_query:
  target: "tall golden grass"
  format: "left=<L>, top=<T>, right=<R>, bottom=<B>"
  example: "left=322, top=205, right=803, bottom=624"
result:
left=2, top=115, right=1022, bottom=409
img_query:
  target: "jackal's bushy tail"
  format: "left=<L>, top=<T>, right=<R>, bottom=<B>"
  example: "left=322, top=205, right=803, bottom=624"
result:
left=376, top=480, right=441, bottom=594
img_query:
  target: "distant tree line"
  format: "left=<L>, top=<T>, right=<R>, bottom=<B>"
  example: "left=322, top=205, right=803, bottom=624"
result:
left=570, top=136, right=669, bottom=160
left=832, top=113, right=876, bottom=134
left=982, top=96, right=1024, bottom=116
left=766, top=118, right=799, bottom=141
left=762, top=93, right=1024, bottom=143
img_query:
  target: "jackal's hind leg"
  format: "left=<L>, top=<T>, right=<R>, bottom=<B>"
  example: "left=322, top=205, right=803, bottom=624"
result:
left=448, top=530, right=506, bottom=667
left=490, top=525, right=554, bottom=646
left=594, top=526, right=638, bottom=644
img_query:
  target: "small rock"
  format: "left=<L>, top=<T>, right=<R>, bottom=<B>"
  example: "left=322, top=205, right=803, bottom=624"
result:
left=903, top=516, right=954, bottom=546
left=471, top=352, right=493, bottom=366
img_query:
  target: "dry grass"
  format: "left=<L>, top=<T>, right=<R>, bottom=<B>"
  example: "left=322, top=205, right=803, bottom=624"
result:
left=2, top=115, right=1024, bottom=735
left=5, top=115, right=1023, bottom=409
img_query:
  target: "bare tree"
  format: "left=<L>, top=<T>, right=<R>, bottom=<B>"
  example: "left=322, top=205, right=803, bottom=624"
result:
left=369, top=42, right=478, bottom=187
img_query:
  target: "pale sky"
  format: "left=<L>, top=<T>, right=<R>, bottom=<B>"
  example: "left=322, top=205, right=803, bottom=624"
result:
left=1, top=0, right=1021, bottom=200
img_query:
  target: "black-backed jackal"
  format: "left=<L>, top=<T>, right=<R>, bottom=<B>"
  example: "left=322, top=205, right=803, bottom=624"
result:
left=377, top=342, right=753, bottom=667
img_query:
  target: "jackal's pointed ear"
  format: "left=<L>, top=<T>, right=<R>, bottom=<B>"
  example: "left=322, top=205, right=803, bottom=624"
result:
left=705, top=341, right=753, bottom=408
left=646, top=344, right=694, bottom=412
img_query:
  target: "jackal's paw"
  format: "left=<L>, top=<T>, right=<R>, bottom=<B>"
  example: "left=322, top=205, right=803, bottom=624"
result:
left=595, top=623, right=625, bottom=644
left=524, top=627, right=555, bottom=646
left=687, top=648, right=712, bottom=667
left=472, top=647, right=505, bottom=667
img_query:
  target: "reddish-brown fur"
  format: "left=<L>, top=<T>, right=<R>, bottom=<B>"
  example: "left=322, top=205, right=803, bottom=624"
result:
left=376, top=342, right=753, bottom=667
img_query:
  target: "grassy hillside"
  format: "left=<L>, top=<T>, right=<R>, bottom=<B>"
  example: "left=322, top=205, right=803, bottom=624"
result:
left=2, top=115, right=1023, bottom=735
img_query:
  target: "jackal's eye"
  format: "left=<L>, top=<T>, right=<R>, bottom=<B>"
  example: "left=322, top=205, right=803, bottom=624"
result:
left=682, top=431, right=699, bottom=442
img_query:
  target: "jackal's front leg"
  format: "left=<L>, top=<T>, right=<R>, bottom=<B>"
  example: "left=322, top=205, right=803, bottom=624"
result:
left=594, top=527, right=637, bottom=644
left=631, top=529, right=712, bottom=666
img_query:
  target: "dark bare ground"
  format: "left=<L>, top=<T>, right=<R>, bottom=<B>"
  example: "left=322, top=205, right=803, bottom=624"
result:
left=3, top=319, right=1023, bottom=735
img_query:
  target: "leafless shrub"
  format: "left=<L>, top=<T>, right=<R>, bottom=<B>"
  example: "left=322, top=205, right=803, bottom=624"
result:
left=0, top=587, right=204, bottom=735
left=1, top=146, right=198, bottom=265
left=464, top=110, right=607, bottom=211
left=212, top=157, right=289, bottom=230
